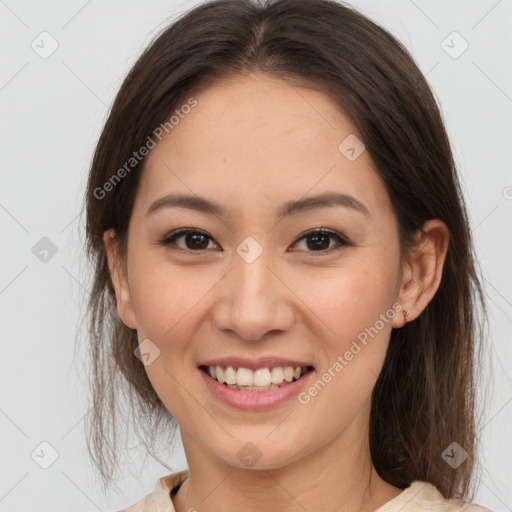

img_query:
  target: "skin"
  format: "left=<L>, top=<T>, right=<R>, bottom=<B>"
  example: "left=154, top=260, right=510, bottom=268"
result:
left=104, top=72, right=449, bottom=512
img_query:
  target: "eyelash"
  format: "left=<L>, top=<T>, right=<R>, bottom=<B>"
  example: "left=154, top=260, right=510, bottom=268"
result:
left=159, top=228, right=351, bottom=255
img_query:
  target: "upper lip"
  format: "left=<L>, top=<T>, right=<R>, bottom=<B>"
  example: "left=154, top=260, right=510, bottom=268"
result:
left=198, top=357, right=314, bottom=371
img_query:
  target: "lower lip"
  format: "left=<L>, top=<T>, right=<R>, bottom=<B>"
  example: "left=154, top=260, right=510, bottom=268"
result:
left=198, top=367, right=314, bottom=410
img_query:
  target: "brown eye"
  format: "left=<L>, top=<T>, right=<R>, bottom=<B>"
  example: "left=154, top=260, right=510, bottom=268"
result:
left=291, top=229, right=350, bottom=253
left=161, top=229, right=218, bottom=251
left=160, top=227, right=349, bottom=255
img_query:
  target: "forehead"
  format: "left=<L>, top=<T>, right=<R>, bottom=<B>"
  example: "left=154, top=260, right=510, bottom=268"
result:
left=137, top=73, right=393, bottom=222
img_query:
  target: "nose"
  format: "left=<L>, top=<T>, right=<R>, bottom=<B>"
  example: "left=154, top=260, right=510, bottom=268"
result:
left=211, top=249, right=295, bottom=341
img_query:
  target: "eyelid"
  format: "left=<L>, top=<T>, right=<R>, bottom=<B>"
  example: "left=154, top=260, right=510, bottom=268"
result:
left=289, top=228, right=350, bottom=254
left=161, top=228, right=219, bottom=251
left=292, top=227, right=349, bottom=245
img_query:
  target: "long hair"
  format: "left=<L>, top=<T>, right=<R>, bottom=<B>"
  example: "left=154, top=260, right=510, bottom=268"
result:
left=79, top=0, right=489, bottom=499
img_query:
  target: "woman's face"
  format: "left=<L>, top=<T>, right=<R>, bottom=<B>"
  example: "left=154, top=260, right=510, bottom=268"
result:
left=107, top=73, right=408, bottom=470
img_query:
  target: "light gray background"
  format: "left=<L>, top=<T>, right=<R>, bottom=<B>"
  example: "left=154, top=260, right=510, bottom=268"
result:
left=1, top=0, right=511, bottom=510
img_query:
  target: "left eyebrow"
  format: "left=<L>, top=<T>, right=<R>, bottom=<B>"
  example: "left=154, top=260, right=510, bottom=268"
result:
left=277, top=192, right=370, bottom=218
left=145, top=191, right=371, bottom=219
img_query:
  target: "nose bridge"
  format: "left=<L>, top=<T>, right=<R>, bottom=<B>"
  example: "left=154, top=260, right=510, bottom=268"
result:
left=234, top=247, right=274, bottom=304
left=212, top=241, right=294, bottom=340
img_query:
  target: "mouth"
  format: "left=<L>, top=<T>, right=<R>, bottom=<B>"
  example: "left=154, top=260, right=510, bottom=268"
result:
left=198, top=364, right=315, bottom=392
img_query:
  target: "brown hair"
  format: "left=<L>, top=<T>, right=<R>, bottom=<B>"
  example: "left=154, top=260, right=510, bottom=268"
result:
left=80, top=0, right=490, bottom=499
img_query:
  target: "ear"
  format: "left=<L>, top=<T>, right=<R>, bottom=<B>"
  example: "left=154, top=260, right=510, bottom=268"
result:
left=103, top=229, right=137, bottom=330
left=392, top=219, right=450, bottom=328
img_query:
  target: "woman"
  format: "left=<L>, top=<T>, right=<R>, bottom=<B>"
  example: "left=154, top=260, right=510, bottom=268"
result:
left=82, top=0, right=492, bottom=510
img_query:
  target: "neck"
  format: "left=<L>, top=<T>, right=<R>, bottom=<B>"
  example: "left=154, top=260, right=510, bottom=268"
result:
left=172, top=413, right=403, bottom=512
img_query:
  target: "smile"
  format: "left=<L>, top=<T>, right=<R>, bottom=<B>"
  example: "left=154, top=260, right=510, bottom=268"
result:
left=198, top=362, right=315, bottom=410
left=199, top=364, right=314, bottom=391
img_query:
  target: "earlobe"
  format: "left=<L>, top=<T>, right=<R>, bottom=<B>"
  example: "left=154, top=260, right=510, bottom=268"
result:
left=392, top=259, right=416, bottom=329
left=103, top=229, right=138, bottom=330
left=393, top=219, right=449, bottom=328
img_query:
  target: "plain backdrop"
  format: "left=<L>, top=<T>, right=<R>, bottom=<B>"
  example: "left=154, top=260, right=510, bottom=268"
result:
left=1, top=0, right=511, bottom=510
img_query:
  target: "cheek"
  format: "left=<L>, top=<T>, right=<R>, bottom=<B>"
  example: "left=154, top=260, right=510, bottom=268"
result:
left=296, top=264, right=397, bottom=417
left=297, top=255, right=398, bottom=341
left=127, top=259, right=210, bottom=411
left=127, top=253, right=208, bottom=343
left=295, top=256, right=399, bottom=406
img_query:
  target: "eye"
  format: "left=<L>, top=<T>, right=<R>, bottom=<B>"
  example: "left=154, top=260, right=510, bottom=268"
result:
left=290, top=228, right=350, bottom=254
left=160, top=228, right=219, bottom=252
left=160, top=227, right=350, bottom=254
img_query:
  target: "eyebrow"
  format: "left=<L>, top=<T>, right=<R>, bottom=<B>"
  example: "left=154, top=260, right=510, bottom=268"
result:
left=146, top=192, right=371, bottom=219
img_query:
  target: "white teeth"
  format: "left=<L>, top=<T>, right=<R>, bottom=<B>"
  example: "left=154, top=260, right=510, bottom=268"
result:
left=236, top=367, right=254, bottom=386
left=270, top=367, right=284, bottom=384
left=254, top=368, right=272, bottom=387
left=215, top=366, right=225, bottom=383
left=224, top=366, right=237, bottom=385
left=205, top=364, right=310, bottom=389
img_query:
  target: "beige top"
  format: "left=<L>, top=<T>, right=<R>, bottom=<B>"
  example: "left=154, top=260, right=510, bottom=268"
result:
left=117, top=469, right=493, bottom=512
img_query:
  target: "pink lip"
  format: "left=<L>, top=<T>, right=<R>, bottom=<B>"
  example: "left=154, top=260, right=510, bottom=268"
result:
left=198, top=366, right=315, bottom=410
left=198, top=357, right=314, bottom=371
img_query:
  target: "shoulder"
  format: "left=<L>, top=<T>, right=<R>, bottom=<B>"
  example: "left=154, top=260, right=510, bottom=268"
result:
left=377, top=481, right=494, bottom=512
left=115, top=469, right=190, bottom=512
